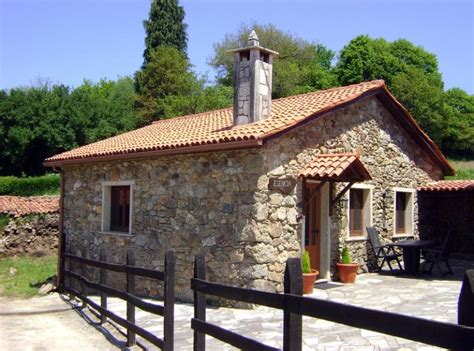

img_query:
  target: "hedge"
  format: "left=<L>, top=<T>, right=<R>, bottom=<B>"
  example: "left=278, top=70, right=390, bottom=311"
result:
left=0, top=174, right=60, bottom=196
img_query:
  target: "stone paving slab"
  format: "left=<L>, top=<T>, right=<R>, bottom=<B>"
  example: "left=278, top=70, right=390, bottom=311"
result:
left=71, top=259, right=473, bottom=351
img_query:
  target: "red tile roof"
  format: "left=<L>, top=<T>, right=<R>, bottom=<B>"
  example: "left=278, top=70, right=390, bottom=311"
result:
left=299, top=153, right=372, bottom=182
left=418, top=180, right=474, bottom=192
left=0, top=196, right=59, bottom=217
left=44, top=80, right=453, bottom=175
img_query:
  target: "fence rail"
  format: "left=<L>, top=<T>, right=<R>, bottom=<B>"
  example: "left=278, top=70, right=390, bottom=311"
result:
left=192, top=255, right=474, bottom=351
left=62, top=249, right=175, bottom=351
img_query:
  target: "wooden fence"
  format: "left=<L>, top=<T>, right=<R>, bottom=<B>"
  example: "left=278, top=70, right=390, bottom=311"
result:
left=192, top=255, right=474, bottom=351
left=62, top=249, right=175, bottom=351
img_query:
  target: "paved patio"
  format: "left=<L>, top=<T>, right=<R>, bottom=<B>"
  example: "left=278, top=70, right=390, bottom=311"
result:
left=71, top=259, right=473, bottom=350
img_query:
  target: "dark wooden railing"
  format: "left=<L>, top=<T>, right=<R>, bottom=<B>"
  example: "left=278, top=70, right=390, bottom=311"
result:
left=192, top=255, right=474, bottom=351
left=62, top=249, right=175, bottom=350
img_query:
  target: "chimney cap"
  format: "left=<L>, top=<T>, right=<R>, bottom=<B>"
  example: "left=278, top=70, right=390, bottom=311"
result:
left=227, top=29, right=279, bottom=56
left=248, top=30, right=259, bottom=46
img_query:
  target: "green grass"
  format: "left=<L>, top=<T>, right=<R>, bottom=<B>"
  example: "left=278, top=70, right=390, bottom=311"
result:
left=447, top=159, right=474, bottom=180
left=0, top=255, right=57, bottom=298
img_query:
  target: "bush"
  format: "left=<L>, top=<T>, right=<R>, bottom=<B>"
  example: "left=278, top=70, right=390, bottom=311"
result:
left=301, top=250, right=311, bottom=274
left=0, top=214, right=9, bottom=231
left=341, top=247, right=352, bottom=264
left=0, top=174, right=60, bottom=196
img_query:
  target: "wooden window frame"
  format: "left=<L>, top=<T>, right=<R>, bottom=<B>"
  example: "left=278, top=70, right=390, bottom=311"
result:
left=349, top=189, right=364, bottom=236
left=346, top=184, right=373, bottom=240
left=110, top=186, right=130, bottom=233
left=101, top=180, right=134, bottom=235
left=392, top=188, right=415, bottom=237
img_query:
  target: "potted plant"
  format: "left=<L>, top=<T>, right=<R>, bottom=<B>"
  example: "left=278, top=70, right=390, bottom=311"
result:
left=336, top=247, right=359, bottom=283
left=301, top=251, right=319, bottom=294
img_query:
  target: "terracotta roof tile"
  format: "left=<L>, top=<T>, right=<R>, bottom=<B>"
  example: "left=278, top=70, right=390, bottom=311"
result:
left=0, top=196, right=59, bottom=217
left=418, top=180, right=474, bottom=192
left=299, top=153, right=372, bottom=182
left=45, top=81, right=384, bottom=164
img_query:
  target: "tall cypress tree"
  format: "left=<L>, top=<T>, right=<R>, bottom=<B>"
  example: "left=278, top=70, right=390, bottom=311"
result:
left=142, top=0, right=187, bottom=66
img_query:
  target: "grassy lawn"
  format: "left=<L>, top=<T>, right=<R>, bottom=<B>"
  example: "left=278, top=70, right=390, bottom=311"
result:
left=447, top=159, right=474, bottom=180
left=0, top=255, right=57, bottom=298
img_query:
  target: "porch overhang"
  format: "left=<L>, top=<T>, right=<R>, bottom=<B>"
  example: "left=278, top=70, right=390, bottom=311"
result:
left=299, top=153, right=372, bottom=216
left=299, top=153, right=372, bottom=183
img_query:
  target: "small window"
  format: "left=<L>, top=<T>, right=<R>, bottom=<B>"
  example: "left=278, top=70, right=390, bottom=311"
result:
left=240, top=51, right=250, bottom=62
left=393, top=190, right=414, bottom=236
left=260, top=52, right=270, bottom=63
left=349, top=189, right=364, bottom=236
left=110, top=186, right=130, bottom=232
left=348, top=186, right=372, bottom=238
left=102, top=181, right=133, bottom=234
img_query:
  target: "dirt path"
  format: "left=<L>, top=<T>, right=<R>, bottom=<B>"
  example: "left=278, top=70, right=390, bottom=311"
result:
left=0, top=294, right=122, bottom=351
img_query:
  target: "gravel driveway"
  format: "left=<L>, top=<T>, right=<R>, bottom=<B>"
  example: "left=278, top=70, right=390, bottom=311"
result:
left=0, top=294, right=122, bottom=351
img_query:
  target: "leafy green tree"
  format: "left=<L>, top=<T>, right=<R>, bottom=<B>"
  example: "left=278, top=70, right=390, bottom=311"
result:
left=442, top=88, right=474, bottom=156
left=135, top=46, right=195, bottom=121
left=209, top=23, right=337, bottom=98
left=66, top=77, right=140, bottom=145
left=390, top=67, right=445, bottom=144
left=142, top=0, right=187, bottom=66
left=0, top=78, right=140, bottom=176
left=135, top=45, right=232, bottom=121
left=335, top=35, right=453, bottom=148
left=0, top=84, right=73, bottom=175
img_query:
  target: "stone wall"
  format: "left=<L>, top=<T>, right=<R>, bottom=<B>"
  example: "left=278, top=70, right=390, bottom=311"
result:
left=0, top=213, right=59, bottom=257
left=61, top=95, right=444, bottom=302
left=259, top=96, right=443, bottom=275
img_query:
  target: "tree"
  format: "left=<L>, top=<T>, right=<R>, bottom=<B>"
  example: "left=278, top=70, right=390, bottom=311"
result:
left=142, top=0, right=187, bottom=66
left=0, top=78, right=140, bottom=176
left=442, top=88, right=474, bottom=156
left=336, top=35, right=453, bottom=148
left=209, top=23, right=337, bottom=98
left=135, top=45, right=232, bottom=122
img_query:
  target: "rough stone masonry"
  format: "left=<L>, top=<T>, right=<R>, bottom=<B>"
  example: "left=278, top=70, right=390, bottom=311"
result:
left=62, top=97, right=442, bottom=302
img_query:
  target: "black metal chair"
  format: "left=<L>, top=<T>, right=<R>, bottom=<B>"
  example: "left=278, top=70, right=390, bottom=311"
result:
left=422, top=229, right=454, bottom=274
left=366, top=226, right=403, bottom=272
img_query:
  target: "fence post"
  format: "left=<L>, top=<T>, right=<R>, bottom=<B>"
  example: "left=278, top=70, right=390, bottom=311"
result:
left=193, top=254, right=206, bottom=351
left=458, top=269, right=474, bottom=327
left=80, top=247, right=87, bottom=308
left=283, top=257, right=303, bottom=351
left=100, top=248, right=107, bottom=325
left=163, top=250, right=175, bottom=351
left=126, top=250, right=136, bottom=347
left=65, top=247, right=74, bottom=300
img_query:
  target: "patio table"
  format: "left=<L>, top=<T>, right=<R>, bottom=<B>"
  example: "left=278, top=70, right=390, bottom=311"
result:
left=387, top=239, right=435, bottom=275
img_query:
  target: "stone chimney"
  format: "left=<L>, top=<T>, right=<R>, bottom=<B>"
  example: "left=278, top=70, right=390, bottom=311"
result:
left=228, top=30, right=278, bottom=125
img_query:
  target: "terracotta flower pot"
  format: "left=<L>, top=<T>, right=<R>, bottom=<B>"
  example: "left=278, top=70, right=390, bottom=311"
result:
left=302, top=269, right=319, bottom=294
left=337, top=263, right=359, bottom=283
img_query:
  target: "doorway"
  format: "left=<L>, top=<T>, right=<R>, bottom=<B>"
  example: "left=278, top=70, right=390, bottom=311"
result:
left=305, top=184, right=321, bottom=272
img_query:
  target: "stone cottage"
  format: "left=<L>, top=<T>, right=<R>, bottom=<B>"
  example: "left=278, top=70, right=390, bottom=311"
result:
left=45, top=32, right=454, bottom=300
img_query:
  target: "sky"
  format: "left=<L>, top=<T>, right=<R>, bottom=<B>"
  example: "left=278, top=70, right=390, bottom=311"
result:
left=1, top=0, right=473, bottom=94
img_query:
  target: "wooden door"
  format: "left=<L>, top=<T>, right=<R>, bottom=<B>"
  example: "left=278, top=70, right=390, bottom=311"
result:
left=305, top=185, right=321, bottom=272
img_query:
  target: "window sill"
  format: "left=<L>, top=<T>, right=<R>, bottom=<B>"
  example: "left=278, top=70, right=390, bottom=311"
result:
left=99, top=231, right=133, bottom=238
left=346, top=236, right=368, bottom=242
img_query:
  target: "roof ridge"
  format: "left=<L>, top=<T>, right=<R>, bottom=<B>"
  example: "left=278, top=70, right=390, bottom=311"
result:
left=270, top=79, right=385, bottom=103
left=150, top=80, right=385, bottom=124
left=152, top=106, right=232, bottom=124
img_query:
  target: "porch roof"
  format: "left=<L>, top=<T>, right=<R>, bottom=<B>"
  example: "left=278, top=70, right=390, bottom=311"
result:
left=299, top=153, right=372, bottom=182
left=418, top=180, right=474, bottom=192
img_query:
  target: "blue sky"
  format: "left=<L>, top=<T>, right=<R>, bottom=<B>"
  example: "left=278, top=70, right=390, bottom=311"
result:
left=1, top=0, right=473, bottom=93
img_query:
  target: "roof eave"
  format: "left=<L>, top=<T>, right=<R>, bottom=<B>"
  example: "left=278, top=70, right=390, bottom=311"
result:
left=43, top=139, right=264, bottom=168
